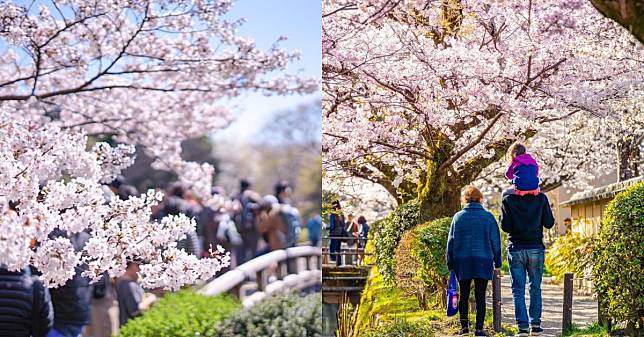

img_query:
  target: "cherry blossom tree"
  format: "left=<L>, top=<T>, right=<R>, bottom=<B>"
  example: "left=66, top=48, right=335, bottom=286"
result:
left=323, top=0, right=643, bottom=221
left=0, top=0, right=316, bottom=289
left=589, top=0, right=644, bottom=44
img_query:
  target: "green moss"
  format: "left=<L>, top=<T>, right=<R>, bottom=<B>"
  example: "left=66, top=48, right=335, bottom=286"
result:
left=370, top=200, right=420, bottom=283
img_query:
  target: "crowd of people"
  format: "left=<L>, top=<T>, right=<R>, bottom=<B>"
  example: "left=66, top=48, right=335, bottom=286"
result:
left=0, top=177, right=323, bottom=337
left=326, top=203, right=370, bottom=266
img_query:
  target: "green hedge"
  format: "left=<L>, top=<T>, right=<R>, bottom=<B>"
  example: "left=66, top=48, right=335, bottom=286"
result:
left=545, top=233, right=594, bottom=283
left=413, top=217, right=451, bottom=307
left=119, top=290, right=239, bottom=337
left=392, top=217, right=451, bottom=308
left=371, top=200, right=420, bottom=283
left=593, top=181, right=644, bottom=331
left=217, top=292, right=322, bottom=337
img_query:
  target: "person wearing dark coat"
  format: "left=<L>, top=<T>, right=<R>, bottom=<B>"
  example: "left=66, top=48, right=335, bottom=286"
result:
left=327, top=200, right=345, bottom=267
left=0, top=267, right=53, bottom=337
left=446, top=186, right=501, bottom=337
left=47, top=230, right=92, bottom=337
left=162, top=194, right=201, bottom=257
left=500, top=190, right=555, bottom=336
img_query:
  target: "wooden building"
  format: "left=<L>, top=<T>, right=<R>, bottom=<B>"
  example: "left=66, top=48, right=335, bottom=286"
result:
left=560, top=176, right=644, bottom=237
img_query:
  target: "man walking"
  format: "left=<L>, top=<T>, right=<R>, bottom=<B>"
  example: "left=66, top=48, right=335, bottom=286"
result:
left=500, top=192, right=555, bottom=336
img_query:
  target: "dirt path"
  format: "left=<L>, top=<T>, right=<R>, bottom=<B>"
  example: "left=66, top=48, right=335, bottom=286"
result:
left=495, top=276, right=597, bottom=336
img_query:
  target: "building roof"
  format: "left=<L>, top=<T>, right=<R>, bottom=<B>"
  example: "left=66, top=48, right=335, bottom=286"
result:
left=560, top=176, right=644, bottom=207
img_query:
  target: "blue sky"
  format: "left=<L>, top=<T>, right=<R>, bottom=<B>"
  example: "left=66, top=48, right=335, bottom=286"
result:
left=216, top=0, right=322, bottom=141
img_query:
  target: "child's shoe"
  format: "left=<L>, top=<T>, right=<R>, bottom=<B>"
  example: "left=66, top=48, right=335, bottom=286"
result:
left=531, top=326, right=543, bottom=336
left=474, top=330, right=486, bottom=336
left=517, top=329, right=529, bottom=337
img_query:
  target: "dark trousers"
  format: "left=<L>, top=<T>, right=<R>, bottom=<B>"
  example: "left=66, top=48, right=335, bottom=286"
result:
left=329, top=239, right=342, bottom=266
left=459, top=278, right=488, bottom=330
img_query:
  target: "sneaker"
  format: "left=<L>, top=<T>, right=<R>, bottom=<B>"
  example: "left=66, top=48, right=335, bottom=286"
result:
left=517, top=330, right=529, bottom=337
left=459, top=328, right=470, bottom=336
left=474, top=330, right=486, bottom=336
left=531, top=326, right=543, bottom=336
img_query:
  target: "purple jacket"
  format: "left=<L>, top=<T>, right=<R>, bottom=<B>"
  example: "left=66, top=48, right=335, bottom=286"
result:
left=505, top=154, right=539, bottom=180
left=505, top=154, right=540, bottom=191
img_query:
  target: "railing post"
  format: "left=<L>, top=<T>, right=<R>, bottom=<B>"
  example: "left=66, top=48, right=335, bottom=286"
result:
left=493, top=269, right=502, bottom=332
left=231, top=284, right=242, bottom=299
left=257, top=269, right=268, bottom=292
left=305, top=255, right=312, bottom=271
left=287, top=256, right=298, bottom=275
left=277, top=260, right=287, bottom=280
left=562, top=273, right=573, bottom=332
left=322, top=247, right=331, bottom=264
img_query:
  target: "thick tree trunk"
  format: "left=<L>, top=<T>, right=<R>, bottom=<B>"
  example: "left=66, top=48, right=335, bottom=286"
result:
left=417, top=161, right=463, bottom=223
left=589, top=0, right=644, bottom=44
left=617, top=135, right=641, bottom=182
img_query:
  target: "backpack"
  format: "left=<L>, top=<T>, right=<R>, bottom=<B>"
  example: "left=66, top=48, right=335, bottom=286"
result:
left=281, top=205, right=301, bottom=247
left=235, top=193, right=256, bottom=231
left=217, top=214, right=243, bottom=247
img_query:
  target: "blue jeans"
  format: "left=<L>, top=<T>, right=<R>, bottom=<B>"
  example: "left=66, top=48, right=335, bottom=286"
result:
left=508, top=248, right=544, bottom=330
left=46, top=325, right=84, bottom=337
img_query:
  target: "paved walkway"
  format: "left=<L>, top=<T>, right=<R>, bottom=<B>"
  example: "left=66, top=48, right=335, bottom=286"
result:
left=495, top=276, right=597, bottom=336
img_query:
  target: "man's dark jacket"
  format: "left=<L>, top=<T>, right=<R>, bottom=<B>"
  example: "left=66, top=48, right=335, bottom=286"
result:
left=500, top=193, right=555, bottom=249
left=0, top=268, right=53, bottom=337
left=49, top=231, right=92, bottom=328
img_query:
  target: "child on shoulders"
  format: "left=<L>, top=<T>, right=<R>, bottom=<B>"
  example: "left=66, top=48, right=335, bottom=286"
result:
left=503, top=143, right=540, bottom=197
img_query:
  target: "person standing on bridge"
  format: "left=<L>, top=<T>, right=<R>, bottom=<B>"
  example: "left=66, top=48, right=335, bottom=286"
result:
left=356, top=216, right=370, bottom=265
left=501, top=171, right=555, bottom=337
left=232, top=179, right=261, bottom=265
left=327, top=200, right=345, bottom=267
left=255, top=195, right=289, bottom=253
left=446, top=185, right=502, bottom=337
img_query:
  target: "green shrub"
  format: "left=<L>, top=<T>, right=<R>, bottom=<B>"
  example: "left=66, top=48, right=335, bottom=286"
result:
left=119, top=289, right=239, bottom=337
left=593, top=181, right=644, bottom=331
left=393, top=223, right=426, bottom=303
left=413, top=217, right=451, bottom=307
left=372, top=200, right=420, bottom=283
left=391, top=217, right=451, bottom=308
left=217, top=292, right=322, bottom=337
left=363, top=319, right=434, bottom=337
left=545, top=233, right=595, bottom=283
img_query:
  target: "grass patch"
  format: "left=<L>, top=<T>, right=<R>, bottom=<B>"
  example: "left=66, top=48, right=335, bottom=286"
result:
left=559, top=323, right=610, bottom=336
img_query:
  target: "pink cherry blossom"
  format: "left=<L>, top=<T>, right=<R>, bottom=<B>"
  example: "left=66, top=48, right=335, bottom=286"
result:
left=323, top=0, right=643, bottom=201
left=0, top=0, right=316, bottom=289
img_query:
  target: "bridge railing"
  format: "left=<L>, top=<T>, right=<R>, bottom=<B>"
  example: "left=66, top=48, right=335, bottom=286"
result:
left=200, top=245, right=322, bottom=301
left=322, top=236, right=372, bottom=266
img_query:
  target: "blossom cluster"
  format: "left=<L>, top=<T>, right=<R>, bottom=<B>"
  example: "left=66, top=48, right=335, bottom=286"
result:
left=0, top=0, right=315, bottom=289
